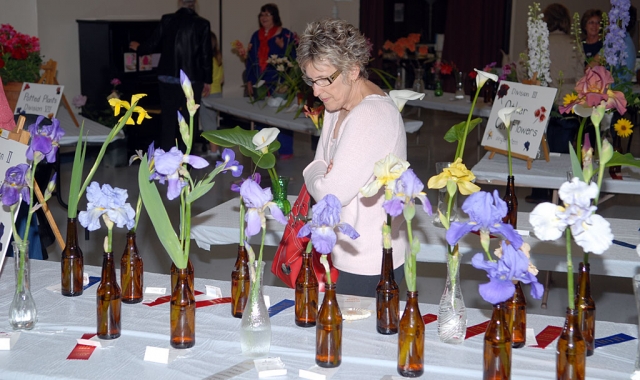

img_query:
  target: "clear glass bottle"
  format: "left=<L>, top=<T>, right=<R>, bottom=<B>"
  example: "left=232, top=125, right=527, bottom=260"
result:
left=61, top=218, right=84, bottom=297
left=241, top=261, right=271, bottom=356
left=397, top=291, right=424, bottom=377
left=376, top=248, right=399, bottom=335
left=9, top=241, right=37, bottom=330
left=231, top=245, right=250, bottom=318
left=97, top=251, right=121, bottom=339
left=170, top=267, right=196, bottom=348
left=438, top=247, right=467, bottom=344
left=316, top=282, right=342, bottom=368
left=412, top=68, right=425, bottom=93
left=483, top=303, right=512, bottom=380
left=120, top=231, right=143, bottom=304
left=295, top=251, right=318, bottom=327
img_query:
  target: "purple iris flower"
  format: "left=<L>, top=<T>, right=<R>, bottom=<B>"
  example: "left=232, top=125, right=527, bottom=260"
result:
left=78, top=182, right=136, bottom=231
left=240, top=178, right=287, bottom=237
left=446, top=190, right=522, bottom=248
left=471, top=240, right=544, bottom=304
left=297, top=194, right=359, bottom=254
left=152, top=147, right=209, bottom=200
left=0, top=164, right=31, bottom=206
left=382, top=169, right=432, bottom=217
left=216, top=148, right=243, bottom=177
left=231, top=172, right=261, bottom=193
left=26, top=116, right=65, bottom=163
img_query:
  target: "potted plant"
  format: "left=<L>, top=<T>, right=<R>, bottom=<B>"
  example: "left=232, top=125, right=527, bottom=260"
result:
left=0, top=24, right=42, bottom=109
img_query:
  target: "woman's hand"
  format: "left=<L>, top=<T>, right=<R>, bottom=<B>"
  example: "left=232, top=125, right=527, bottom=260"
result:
left=325, top=160, right=333, bottom=176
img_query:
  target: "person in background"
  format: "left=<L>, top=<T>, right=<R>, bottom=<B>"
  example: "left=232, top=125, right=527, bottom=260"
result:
left=581, top=9, right=603, bottom=66
left=200, top=31, right=224, bottom=159
left=245, top=3, right=296, bottom=159
left=129, top=0, right=212, bottom=151
left=298, top=19, right=407, bottom=297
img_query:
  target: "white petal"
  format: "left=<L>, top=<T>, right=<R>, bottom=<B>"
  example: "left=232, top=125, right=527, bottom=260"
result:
left=389, top=90, right=425, bottom=112
left=253, top=128, right=280, bottom=151
left=529, top=202, right=565, bottom=241
left=572, top=214, right=613, bottom=255
left=474, top=69, right=499, bottom=89
left=497, top=107, right=521, bottom=129
left=572, top=104, right=593, bottom=118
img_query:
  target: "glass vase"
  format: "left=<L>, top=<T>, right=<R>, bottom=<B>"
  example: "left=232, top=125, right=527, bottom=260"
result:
left=97, top=251, right=121, bottom=339
left=506, top=281, right=527, bottom=348
left=61, top=217, right=84, bottom=297
left=272, top=175, right=291, bottom=216
left=170, top=266, right=196, bottom=348
left=171, top=259, right=194, bottom=295
left=9, top=241, right=37, bottom=330
left=394, top=68, right=403, bottom=90
left=231, top=244, right=251, bottom=318
left=454, top=71, right=465, bottom=99
left=556, top=308, right=586, bottom=379
left=632, top=274, right=640, bottom=372
left=438, top=245, right=467, bottom=344
left=483, top=303, right=512, bottom=380
left=120, top=231, right=143, bottom=304
left=502, top=175, right=518, bottom=227
left=316, top=282, right=342, bottom=368
left=397, top=291, right=424, bottom=377
left=412, top=67, right=425, bottom=93
left=575, top=262, right=595, bottom=357
left=434, top=162, right=458, bottom=227
left=295, top=251, right=319, bottom=327
left=434, top=78, right=443, bottom=97
left=376, top=247, right=399, bottom=335
left=241, top=261, right=271, bottom=357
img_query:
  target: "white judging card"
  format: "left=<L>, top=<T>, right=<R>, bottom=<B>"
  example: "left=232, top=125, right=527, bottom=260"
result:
left=299, top=365, right=339, bottom=380
left=254, top=357, right=286, bottom=378
left=0, top=332, right=20, bottom=350
left=143, top=346, right=180, bottom=364
left=13, top=83, right=64, bottom=117
left=481, top=81, right=557, bottom=159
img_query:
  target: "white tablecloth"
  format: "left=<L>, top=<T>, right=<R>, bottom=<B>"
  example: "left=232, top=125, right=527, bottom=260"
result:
left=56, top=109, right=125, bottom=146
left=191, top=197, right=640, bottom=278
left=0, top=259, right=636, bottom=379
left=407, top=90, right=492, bottom=118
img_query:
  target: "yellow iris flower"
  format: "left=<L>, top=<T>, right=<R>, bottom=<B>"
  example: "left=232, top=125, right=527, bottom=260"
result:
left=108, top=94, right=150, bottom=125
left=614, top=118, right=634, bottom=138
left=427, top=158, right=480, bottom=195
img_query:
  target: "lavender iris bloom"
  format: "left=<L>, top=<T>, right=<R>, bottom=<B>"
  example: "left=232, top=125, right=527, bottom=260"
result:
left=240, top=178, right=287, bottom=237
left=297, top=194, right=359, bottom=254
left=78, top=182, right=136, bottom=231
left=216, top=148, right=243, bottom=177
left=0, top=164, right=30, bottom=206
left=446, top=190, right=522, bottom=248
left=231, top=172, right=261, bottom=193
left=152, top=147, right=209, bottom=200
left=471, top=240, right=544, bottom=304
left=382, top=169, right=432, bottom=217
left=26, top=116, right=65, bottom=163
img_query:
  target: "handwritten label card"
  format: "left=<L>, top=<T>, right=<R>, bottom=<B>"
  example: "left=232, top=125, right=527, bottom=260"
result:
left=481, top=81, right=557, bottom=159
left=14, top=83, right=64, bottom=117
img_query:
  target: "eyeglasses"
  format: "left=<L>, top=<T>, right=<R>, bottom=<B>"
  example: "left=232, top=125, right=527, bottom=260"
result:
left=303, top=70, right=341, bottom=87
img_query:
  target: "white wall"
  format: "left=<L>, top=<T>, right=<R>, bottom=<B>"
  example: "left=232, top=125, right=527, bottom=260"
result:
left=0, top=0, right=359, bottom=106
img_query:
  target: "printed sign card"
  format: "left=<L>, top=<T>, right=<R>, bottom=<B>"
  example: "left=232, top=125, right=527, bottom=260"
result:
left=481, top=81, right=557, bottom=160
left=13, top=83, right=64, bottom=118
left=0, top=135, right=28, bottom=266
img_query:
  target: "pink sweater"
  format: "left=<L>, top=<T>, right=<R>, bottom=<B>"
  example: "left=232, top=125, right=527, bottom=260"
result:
left=303, top=94, right=408, bottom=275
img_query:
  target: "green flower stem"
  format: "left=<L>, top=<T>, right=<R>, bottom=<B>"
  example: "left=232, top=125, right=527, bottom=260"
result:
left=320, top=254, right=332, bottom=285
left=575, top=117, right=587, bottom=164
left=455, top=85, right=482, bottom=160
left=107, top=227, right=113, bottom=253
left=507, top=127, right=513, bottom=177
left=131, top=195, right=142, bottom=233
left=566, top=229, right=575, bottom=310
left=593, top=118, right=605, bottom=206
left=250, top=227, right=268, bottom=300
left=239, top=200, right=246, bottom=245
left=186, top=114, right=194, bottom=156
left=268, top=167, right=281, bottom=194
left=406, top=219, right=416, bottom=292
left=14, top=160, right=41, bottom=291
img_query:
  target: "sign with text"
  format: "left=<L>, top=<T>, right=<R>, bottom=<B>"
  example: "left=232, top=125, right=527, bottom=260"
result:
left=481, top=81, right=557, bottom=159
left=0, top=132, right=28, bottom=268
left=13, top=83, right=64, bottom=118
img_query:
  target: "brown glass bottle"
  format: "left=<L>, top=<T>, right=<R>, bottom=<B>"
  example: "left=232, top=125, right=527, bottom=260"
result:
left=96, top=252, right=121, bottom=339
left=170, top=267, right=196, bottom=349
left=397, top=291, right=424, bottom=377
left=120, top=232, right=143, bottom=304
left=506, top=281, right=527, bottom=348
left=171, top=259, right=194, bottom=294
left=502, top=176, right=518, bottom=227
left=231, top=245, right=250, bottom=318
left=61, top=218, right=84, bottom=297
left=376, top=248, right=399, bottom=335
left=575, top=262, right=596, bottom=356
left=316, top=283, right=342, bottom=368
left=483, top=303, right=512, bottom=380
left=556, top=308, right=586, bottom=379
left=295, top=251, right=318, bottom=327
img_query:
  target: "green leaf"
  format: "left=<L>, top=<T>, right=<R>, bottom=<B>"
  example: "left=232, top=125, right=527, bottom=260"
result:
left=138, top=156, right=186, bottom=268
left=605, top=152, right=640, bottom=168
left=444, top=118, right=483, bottom=143
left=186, top=181, right=215, bottom=203
left=202, top=126, right=280, bottom=169
left=568, top=144, right=584, bottom=182
left=67, top=123, right=87, bottom=217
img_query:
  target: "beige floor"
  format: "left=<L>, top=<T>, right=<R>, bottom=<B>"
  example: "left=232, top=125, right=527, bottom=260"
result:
left=33, top=104, right=640, bottom=325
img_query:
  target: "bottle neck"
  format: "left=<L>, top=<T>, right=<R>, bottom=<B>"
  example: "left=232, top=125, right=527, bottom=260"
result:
left=579, top=263, right=591, bottom=296
left=381, top=248, right=394, bottom=279
left=66, top=218, right=79, bottom=245
left=102, top=252, right=115, bottom=279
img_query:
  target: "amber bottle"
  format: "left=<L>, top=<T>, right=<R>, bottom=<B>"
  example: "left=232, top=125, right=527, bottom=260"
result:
left=397, top=291, right=424, bottom=377
left=556, top=308, right=586, bottom=379
left=506, top=282, right=527, bottom=348
left=483, top=303, right=512, bottom=380
left=316, top=283, right=342, bottom=368
left=170, top=268, right=196, bottom=349
left=231, top=245, right=250, bottom=318
left=121, top=232, right=143, bottom=304
left=295, top=251, right=319, bottom=327
left=376, top=248, right=399, bottom=335
left=502, top=176, right=518, bottom=227
left=96, top=252, right=121, bottom=339
left=575, top=262, right=596, bottom=356
left=61, top=218, right=84, bottom=297
left=171, top=259, right=194, bottom=294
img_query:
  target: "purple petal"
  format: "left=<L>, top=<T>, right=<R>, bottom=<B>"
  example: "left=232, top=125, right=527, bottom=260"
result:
left=337, top=223, right=360, bottom=240
left=267, top=202, right=288, bottom=225
left=154, top=148, right=183, bottom=175
left=471, top=252, right=498, bottom=275
left=245, top=209, right=262, bottom=237
left=184, top=154, right=209, bottom=169
left=446, top=221, right=477, bottom=246
left=166, top=177, right=186, bottom=200
left=416, top=194, right=432, bottom=215
left=383, top=197, right=404, bottom=217
left=20, top=187, right=30, bottom=205
left=0, top=185, right=20, bottom=206
left=490, top=224, right=523, bottom=248
left=311, top=226, right=337, bottom=254
left=297, top=224, right=311, bottom=238
left=230, top=183, right=241, bottom=193
left=478, top=277, right=515, bottom=304
left=240, top=179, right=271, bottom=208
left=230, top=164, right=244, bottom=177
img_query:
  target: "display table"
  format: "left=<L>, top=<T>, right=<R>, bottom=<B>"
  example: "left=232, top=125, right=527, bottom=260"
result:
left=191, top=197, right=640, bottom=278
left=56, top=109, right=125, bottom=146
left=0, top=258, right=635, bottom=379
left=407, top=90, right=493, bottom=118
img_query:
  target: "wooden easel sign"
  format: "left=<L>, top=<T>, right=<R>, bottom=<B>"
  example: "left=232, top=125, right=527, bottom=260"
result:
left=480, top=81, right=557, bottom=169
left=13, top=83, right=64, bottom=118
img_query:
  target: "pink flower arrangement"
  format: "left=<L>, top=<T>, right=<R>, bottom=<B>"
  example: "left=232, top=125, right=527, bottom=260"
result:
left=559, top=65, right=627, bottom=115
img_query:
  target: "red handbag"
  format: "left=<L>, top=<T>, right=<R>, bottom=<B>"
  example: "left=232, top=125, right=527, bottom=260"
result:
left=271, top=184, right=339, bottom=291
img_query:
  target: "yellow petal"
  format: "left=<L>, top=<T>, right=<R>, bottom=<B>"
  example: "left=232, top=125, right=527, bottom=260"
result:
left=457, top=180, right=481, bottom=195
left=131, top=93, right=147, bottom=105
left=427, top=173, right=448, bottom=189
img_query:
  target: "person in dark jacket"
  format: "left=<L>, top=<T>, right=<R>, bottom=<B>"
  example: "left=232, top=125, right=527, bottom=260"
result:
left=130, top=0, right=212, bottom=151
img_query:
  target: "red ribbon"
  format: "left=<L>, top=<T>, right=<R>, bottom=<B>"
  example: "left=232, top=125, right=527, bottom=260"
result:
left=67, top=333, right=97, bottom=360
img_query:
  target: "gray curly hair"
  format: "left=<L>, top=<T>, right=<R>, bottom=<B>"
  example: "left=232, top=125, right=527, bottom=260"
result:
left=296, top=19, right=371, bottom=81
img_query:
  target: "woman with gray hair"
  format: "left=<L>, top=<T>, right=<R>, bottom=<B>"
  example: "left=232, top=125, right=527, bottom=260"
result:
left=298, top=19, right=408, bottom=297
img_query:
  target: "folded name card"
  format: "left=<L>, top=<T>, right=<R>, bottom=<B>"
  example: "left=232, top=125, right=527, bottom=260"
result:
left=299, top=365, right=338, bottom=380
left=144, top=287, right=166, bottom=295
left=0, top=332, right=20, bottom=350
left=205, top=285, right=222, bottom=298
left=254, top=357, right=286, bottom=378
left=143, top=346, right=180, bottom=364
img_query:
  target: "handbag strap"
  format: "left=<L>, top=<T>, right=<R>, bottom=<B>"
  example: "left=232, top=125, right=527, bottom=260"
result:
left=289, top=184, right=310, bottom=224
